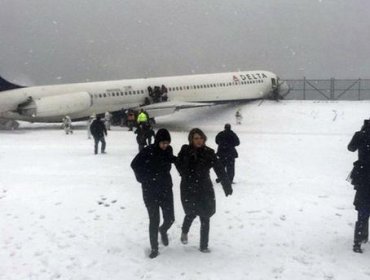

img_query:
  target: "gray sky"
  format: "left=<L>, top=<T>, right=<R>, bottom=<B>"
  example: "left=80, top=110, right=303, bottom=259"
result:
left=1, top=0, right=370, bottom=85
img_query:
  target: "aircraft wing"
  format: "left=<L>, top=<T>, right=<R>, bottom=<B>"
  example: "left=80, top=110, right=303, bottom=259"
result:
left=136, top=101, right=214, bottom=118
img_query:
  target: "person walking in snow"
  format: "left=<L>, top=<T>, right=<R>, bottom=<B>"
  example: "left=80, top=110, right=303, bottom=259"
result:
left=235, top=109, right=242, bottom=125
left=348, top=119, right=370, bottom=253
left=144, top=123, right=155, bottom=145
left=90, top=116, right=107, bottom=154
left=104, top=111, right=112, bottom=131
left=215, top=123, right=240, bottom=184
left=62, top=115, right=73, bottom=134
left=134, top=124, right=148, bottom=152
left=131, top=129, right=176, bottom=259
left=175, top=128, right=232, bottom=253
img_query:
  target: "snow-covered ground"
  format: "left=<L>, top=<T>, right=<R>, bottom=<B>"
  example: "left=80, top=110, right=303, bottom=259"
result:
left=1, top=100, right=370, bottom=280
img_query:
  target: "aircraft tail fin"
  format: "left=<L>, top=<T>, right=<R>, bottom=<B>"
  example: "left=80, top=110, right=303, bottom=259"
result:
left=0, top=76, right=25, bottom=92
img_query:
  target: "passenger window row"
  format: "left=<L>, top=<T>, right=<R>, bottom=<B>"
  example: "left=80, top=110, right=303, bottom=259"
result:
left=93, top=79, right=263, bottom=98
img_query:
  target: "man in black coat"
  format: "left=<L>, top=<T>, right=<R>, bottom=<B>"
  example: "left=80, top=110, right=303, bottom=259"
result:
left=90, top=116, right=107, bottom=154
left=134, top=124, right=148, bottom=152
left=348, top=119, right=370, bottom=253
left=215, top=123, right=240, bottom=183
left=176, top=128, right=232, bottom=252
left=131, top=129, right=176, bottom=258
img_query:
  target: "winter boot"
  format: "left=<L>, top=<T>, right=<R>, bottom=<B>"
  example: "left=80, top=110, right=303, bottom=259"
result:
left=200, top=247, right=211, bottom=253
left=159, top=227, right=169, bottom=246
left=355, top=221, right=366, bottom=243
left=199, top=233, right=210, bottom=253
left=180, top=232, right=188, bottom=244
left=149, top=249, right=159, bottom=259
left=199, top=217, right=210, bottom=252
left=354, top=221, right=364, bottom=253
left=353, top=242, right=363, bottom=253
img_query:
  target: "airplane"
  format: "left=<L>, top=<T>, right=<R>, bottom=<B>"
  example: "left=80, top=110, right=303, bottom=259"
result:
left=0, top=70, right=289, bottom=129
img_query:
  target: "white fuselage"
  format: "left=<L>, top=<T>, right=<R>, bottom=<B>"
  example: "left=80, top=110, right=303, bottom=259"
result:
left=0, top=70, right=277, bottom=122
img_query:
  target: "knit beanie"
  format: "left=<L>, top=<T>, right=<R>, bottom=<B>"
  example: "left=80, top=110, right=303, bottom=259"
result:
left=155, top=128, right=171, bottom=144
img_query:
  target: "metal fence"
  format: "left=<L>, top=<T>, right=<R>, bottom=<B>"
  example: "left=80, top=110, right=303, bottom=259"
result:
left=284, top=78, right=370, bottom=100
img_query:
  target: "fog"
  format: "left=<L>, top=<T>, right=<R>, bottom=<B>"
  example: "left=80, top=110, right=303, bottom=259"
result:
left=1, top=0, right=370, bottom=85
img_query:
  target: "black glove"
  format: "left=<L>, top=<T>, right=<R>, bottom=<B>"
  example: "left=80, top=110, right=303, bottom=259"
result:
left=171, top=155, right=177, bottom=163
left=224, top=186, right=233, bottom=197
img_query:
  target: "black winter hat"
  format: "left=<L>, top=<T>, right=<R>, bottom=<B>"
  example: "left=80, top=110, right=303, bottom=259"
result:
left=362, top=119, right=370, bottom=132
left=155, top=128, right=171, bottom=144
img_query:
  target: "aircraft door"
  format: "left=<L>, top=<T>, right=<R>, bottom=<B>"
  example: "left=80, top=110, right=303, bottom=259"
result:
left=271, top=78, right=277, bottom=90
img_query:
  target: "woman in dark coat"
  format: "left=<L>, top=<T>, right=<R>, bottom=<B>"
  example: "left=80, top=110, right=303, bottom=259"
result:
left=348, top=119, right=370, bottom=253
left=176, top=128, right=233, bottom=252
left=131, top=128, right=176, bottom=258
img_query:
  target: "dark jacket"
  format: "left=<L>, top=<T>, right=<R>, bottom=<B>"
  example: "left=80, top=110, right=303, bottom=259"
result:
left=348, top=131, right=370, bottom=164
left=348, top=130, right=370, bottom=209
left=90, top=119, right=107, bottom=138
left=131, top=144, right=176, bottom=204
left=176, top=144, right=232, bottom=217
left=215, top=129, right=240, bottom=158
left=135, top=126, right=147, bottom=145
left=145, top=128, right=155, bottom=143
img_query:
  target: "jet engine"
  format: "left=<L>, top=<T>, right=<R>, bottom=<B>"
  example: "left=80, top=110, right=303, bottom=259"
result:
left=17, top=92, right=92, bottom=117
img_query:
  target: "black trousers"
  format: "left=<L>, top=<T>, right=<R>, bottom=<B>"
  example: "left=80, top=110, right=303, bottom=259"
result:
left=220, top=157, right=235, bottom=183
left=93, top=136, right=106, bottom=154
left=138, top=143, right=145, bottom=152
left=145, top=191, right=175, bottom=250
left=354, top=207, right=370, bottom=244
left=182, top=214, right=210, bottom=249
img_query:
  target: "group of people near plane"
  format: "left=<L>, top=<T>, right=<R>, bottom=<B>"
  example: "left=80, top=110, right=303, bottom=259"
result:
left=62, top=113, right=110, bottom=155
left=126, top=109, right=154, bottom=152
left=61, top=109, right=370, bottom=257
left=131, top=123, right=240, bottom=258
left=129, top=116, right=370, bottom=258
left=147, top=85, right=168, bottom=104
left=82, top=107, right=241, bottom=258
